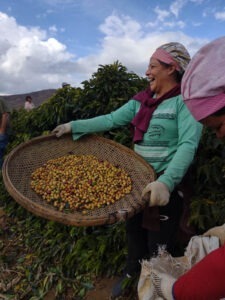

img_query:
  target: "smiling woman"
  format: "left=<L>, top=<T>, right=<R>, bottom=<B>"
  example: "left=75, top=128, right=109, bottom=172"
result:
left=52, top=41, right=203, bottom=298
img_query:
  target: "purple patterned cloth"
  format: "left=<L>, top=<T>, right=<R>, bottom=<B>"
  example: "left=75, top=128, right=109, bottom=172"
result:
left=131, top=84, right=181, bottom=142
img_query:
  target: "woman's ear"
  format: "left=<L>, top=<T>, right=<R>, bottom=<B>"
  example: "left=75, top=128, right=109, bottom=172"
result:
left=168, top=64, right=177, bottom=75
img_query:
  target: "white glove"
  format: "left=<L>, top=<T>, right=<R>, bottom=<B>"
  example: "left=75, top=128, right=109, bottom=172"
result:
left=141, top=181, right=170, bottom=207
left=203, top=223, right=225, bottom=246
left=52, top=122, right=71, bottom=138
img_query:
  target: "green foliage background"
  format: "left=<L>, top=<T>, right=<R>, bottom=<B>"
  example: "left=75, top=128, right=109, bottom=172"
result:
left=0, top=61, right=225, bottom=299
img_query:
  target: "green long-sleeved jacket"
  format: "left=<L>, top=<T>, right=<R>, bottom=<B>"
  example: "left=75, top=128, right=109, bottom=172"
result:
left=70, top=95, right=202, bottom=192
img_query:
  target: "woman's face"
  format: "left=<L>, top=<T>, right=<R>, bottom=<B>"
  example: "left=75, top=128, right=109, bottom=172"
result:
left=145, top=57, right=173, bottom=97
left=201, top=114, right=225, bottom=139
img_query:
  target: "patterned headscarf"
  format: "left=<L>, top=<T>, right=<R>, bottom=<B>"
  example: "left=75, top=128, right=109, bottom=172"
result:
left=151, top=42, right=191, bottom=74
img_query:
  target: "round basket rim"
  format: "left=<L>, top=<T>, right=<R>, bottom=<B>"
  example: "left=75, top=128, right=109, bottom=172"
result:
left=2, top=134, right=156, bottom=226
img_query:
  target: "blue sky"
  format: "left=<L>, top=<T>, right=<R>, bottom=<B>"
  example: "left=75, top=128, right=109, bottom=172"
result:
left=0, top=0, right=224, bottom=95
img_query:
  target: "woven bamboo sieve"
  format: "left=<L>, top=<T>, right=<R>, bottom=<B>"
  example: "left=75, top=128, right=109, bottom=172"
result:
left=2, top=134, right=156, bottom=226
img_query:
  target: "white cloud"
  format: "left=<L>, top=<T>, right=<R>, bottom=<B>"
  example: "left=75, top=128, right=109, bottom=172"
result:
left=170, top=0, right=187, bottom=17
left=192, top=21, right=202, bottom=26
left=36, top=9, right=54, bottom=19
left=163, top=20, right=186, bottom=28
left=49, top=25, right=58, bottom=34
left=154, top=6, right=170, bottom=21
left=146, top=3, right=187, bottom=30
left=0, top=12, right=75, bottom=94
left=0, top=11, right=208, bottom=95
left=99, top=14, right=142, bottom=38
left=214, top=11, right=225, bottom=21
left=76, top=15, right=208, bottom=83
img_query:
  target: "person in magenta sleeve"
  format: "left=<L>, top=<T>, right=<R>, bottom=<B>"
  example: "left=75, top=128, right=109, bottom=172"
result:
left=174, top=36, right=225, bottom=300
left=145, top=37, right=225, bottom=300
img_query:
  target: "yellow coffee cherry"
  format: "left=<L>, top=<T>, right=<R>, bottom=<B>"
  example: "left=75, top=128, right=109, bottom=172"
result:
left=31, top=154, right=132, bottom=212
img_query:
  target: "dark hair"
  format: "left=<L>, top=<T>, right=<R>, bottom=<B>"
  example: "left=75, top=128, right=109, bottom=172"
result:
left=25, top=95, right=32, bottom=101
left=158, top=60, right=183, bottom=83
left=213, top=106, right=225, bottom=116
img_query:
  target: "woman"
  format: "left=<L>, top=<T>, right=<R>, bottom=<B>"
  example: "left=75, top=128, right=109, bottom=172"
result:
left=142, top=37, right=225, bottom=300
left=53, top=42, right=202, bottom=298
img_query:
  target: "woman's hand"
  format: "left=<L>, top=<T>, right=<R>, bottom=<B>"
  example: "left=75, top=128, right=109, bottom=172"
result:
left=141, top=181, right=170, bottom=207
left=203, top=224, right=225, bottom=246
left=52, top=122, right=71, bottom=137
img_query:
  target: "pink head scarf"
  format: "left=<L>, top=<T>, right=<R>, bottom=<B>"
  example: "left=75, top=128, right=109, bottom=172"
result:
left=151, top=42, right=191, bottom=74
left=181, top=37, right=225, bottom=121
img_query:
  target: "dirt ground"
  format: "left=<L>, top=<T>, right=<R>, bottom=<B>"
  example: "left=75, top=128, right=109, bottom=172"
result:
left=42, top=277, right=119, bottom=299
left=84, top=277, right=121, bottom=300
left=42, top=276, right=137, bottom=300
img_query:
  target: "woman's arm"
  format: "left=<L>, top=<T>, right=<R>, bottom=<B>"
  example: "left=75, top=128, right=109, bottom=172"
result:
left=157, top=98, right=203, bottom=192
left=70, top=100, right=139, bottom=140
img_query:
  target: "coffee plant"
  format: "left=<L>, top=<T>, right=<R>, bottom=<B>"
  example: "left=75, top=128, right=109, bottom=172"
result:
left=0, top=61, right=224, bottom=299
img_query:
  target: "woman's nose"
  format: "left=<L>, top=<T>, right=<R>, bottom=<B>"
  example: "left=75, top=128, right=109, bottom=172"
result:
left=146, top=68, right=150, bottom=76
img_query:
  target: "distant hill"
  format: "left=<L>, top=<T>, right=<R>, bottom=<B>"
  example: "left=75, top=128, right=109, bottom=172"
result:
left=0, top=89, right=57, bottom=110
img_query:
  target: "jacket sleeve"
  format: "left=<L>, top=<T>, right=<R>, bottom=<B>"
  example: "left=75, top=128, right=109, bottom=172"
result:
left=157, top=98, right=203, bottom=192
left=173, top=244, right=225, bottom=300
left=70, top=100, right=138, bottom=140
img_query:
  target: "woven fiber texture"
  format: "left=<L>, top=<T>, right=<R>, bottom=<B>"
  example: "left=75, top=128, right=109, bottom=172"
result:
left=2, top=134, right=156, bottom=226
